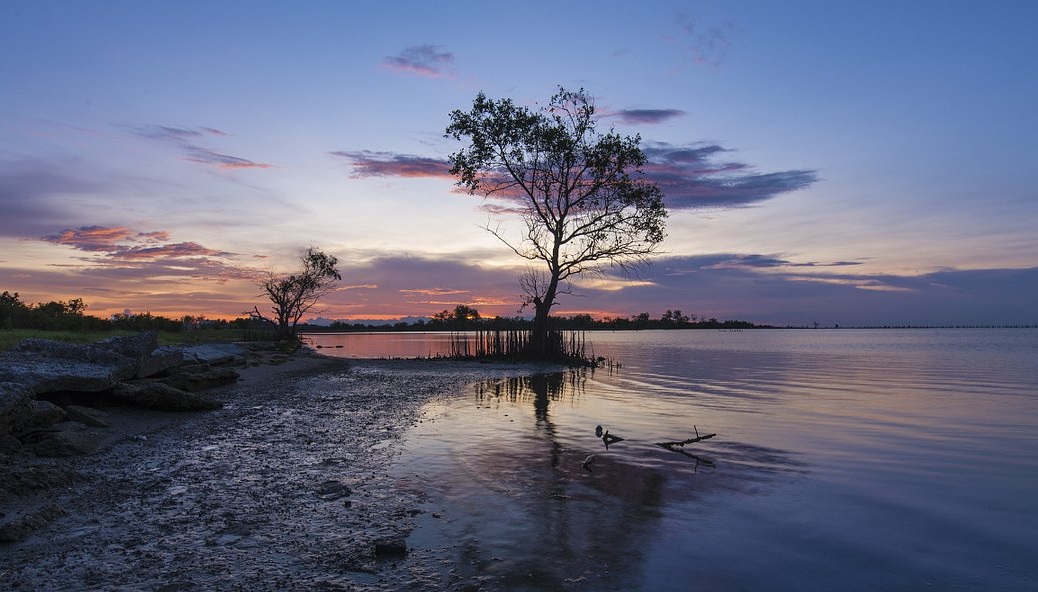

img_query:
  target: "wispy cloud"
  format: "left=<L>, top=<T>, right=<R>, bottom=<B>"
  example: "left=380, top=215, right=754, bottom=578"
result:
left=662, top=13, right=739, bottom=68
left=398, top=287, right=470, bottom=296
left=687, top=254, right=863, bottom=271
left=382, top=44, right=455, bottom=78
left=128, top=125, right=273, bottom=170
left=604, top=109, right=686, bottom=125
left=330, top=150, right=451, bottom=178
left=643, top=142, right=818, bottom=208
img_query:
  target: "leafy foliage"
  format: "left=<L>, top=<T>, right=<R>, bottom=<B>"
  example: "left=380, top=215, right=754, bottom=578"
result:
left=446, top=87, right=667, bottom=355
left=251, top=247, right=341, bottom=339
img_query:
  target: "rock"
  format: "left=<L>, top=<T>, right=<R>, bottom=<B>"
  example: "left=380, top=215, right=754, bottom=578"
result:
left=181, top=343, right=246, bottom=365
left=96, top=331, right=158, bottom=372
left=0, top=382, right=34, bottom=436
left=108, top=382, right=222, bottom=411
left=315, top=480, right=352, bottom=501
left=22, top=400, right=67, bottom=431
left=137, top=345, right=184, bottom=379
left=0, top=339, right=137, bottom=394
left=159, top=367, right=239, bottom=392
left=30, top=423, right=105, bottom=457
left=373, top=537, right=408, bottom=558
left=64, top=404, right=110, bottom=428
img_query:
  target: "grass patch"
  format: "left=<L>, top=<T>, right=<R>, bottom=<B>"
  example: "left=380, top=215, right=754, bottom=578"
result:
left=0, top=328, right=252, bottom=352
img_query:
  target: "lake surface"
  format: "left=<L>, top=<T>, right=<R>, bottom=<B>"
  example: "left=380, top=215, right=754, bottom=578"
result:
left=307, top=329, right=1038, bottom=590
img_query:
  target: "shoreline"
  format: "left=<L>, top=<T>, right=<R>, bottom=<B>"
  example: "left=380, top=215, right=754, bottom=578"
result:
left=0, top=345, right=561, bottom=590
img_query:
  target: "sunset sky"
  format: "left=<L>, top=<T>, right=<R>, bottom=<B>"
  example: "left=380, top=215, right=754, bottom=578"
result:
left=2, top=1, right=1036, bottom=327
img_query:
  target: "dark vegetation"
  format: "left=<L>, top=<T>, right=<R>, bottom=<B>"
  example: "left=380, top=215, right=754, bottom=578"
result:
left=0, top=290, right=275, bottom=351
left=1, top=290, right=765, bottom=355
left=316, top=305, right=766, bottom=333
left=446, top=87, right=667, bottom=357
left=250, top=247, right=341, bottom=340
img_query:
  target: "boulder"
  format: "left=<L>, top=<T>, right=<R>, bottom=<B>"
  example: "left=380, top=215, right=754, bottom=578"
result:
left=159, top=367, right=240, bottom=392
left=22, top=400, right=67, bottom=431
left=64, top=404, right=111, bottom=428
left=181, top=343, right=246, bottom=366
left=0, top=382, right=35, bottom=436
left=137, top=345, right=184, bottom=378
left=107, top=382, right=222, bottom=411
left=0, top=339, right=137, bottom=394
left=96, top=331, right=158, bottom=369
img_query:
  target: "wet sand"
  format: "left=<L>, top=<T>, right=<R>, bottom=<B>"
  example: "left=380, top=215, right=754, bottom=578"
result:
left=0, top=348, right=558, bottom=591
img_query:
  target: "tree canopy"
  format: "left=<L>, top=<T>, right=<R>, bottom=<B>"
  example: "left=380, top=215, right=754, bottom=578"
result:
left=251, top=247, right=341, bottom=339
left=446, top=87, right=667, bottom=355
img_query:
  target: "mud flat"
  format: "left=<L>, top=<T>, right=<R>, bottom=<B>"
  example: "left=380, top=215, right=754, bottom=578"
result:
left=0, top=348, right=556, bottom=591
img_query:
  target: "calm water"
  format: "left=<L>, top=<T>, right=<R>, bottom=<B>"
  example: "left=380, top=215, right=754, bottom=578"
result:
left=309, top=329, right=1038, bottom=591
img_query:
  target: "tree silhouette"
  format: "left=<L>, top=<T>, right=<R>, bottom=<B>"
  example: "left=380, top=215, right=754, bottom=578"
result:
left=446, top=87, right=667, bottom=356
left=251, top=247, right=340, bottom=340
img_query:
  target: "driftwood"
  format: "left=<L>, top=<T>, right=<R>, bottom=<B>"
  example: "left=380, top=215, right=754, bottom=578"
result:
left=655, top=426, right=717, bottom=470
left=655, top=425, right=715, bottom=448
left=657, top=445, right=716, bottom=470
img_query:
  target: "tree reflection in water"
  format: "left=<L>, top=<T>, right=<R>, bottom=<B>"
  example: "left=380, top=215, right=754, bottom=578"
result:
left=401, top=370, right=804, bottom=590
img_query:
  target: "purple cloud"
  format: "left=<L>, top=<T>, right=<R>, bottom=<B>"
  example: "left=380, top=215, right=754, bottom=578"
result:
left=128, top=125, right=273, bottom=170
left=333, top=141, right=816, bottom=209
left=330, top=151, right=451, bottom=178
left=42, top=225, right=232, bottom=261
left=643, top=142, right=817, bottom=208
left=382, top=45, right=455, bottom=78
left=606, top=109, right=686, bottom=125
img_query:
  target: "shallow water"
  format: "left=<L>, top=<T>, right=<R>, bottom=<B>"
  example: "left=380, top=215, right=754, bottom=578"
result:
left=309, top=329, right=1038, bottom=590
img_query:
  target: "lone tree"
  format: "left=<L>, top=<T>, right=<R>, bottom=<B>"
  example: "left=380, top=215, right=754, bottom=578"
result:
left=446, top=87, right=667, bottom=355
left=251, top=247, right=341, bottom=340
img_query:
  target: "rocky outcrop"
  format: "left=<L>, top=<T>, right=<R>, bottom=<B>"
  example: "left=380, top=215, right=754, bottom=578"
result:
left=137, top=345, right=184, bottom=378
left=182, top=343, right=247, bottom=366
left=0, top=335, right=247, bottom=455
left=0, top=339, right=139, bottom=394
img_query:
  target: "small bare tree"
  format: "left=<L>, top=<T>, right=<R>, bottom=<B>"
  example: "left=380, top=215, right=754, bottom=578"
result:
left=251, top=247, right=340, bottom=340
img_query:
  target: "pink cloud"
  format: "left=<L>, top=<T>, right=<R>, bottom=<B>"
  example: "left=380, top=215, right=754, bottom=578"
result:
left=330, top=151, right=451, bottom=178
left=42, top=226, right=135, bottom=251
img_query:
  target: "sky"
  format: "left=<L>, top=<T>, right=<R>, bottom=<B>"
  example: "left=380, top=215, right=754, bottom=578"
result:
left=1, top=0, right=1036, bottom=327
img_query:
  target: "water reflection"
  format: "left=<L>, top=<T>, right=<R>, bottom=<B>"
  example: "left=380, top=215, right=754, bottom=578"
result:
left=398, top=369, right=804, bottom=589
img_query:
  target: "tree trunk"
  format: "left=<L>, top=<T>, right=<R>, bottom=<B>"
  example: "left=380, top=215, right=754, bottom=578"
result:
left=532, top=300, right=550, bottom=357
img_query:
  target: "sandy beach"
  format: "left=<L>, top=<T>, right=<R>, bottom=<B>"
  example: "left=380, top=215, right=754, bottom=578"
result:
left=0, top=346, right=558, bottom=591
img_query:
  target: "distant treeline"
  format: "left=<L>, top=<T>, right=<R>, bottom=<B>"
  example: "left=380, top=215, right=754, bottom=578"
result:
left=0, top=291, right=265, bottom=335
left=305, top=306, right=769, bottom=333
left=0, top=294, right=761, bottom=335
